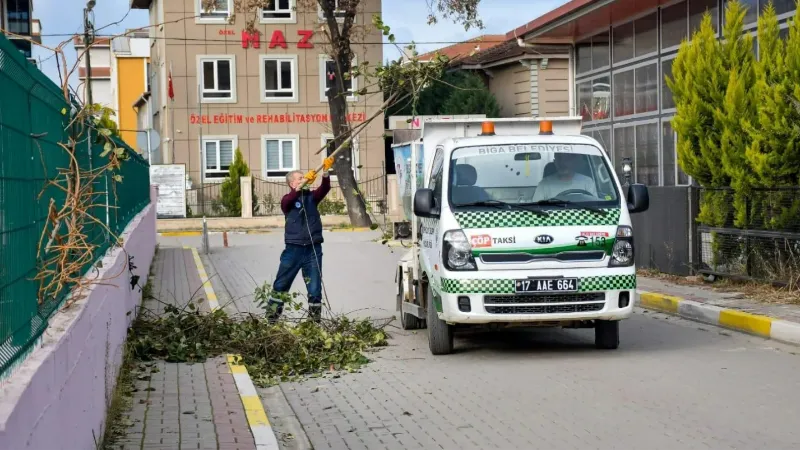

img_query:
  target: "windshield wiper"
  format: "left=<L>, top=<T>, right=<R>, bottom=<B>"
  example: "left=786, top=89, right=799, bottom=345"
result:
left=455, top=200, right=549, bottom=217
left=529, top=198, right=607, bottom=215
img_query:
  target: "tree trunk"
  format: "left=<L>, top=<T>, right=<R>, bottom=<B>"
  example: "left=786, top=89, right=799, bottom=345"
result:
left=322, top=0, right=372, bottom=228
left=327, top=80, right=371, bottom=227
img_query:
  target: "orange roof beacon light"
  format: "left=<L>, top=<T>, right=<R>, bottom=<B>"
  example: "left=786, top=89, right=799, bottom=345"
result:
left=539, top=120, right=553, bottom=135
left=480, top=121, right=496, bottom=136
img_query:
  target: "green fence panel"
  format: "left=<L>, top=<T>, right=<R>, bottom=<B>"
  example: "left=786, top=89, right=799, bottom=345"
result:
left=0, top=33, right=150, bottom=378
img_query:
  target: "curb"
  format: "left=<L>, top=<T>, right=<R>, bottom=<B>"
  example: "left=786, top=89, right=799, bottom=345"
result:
left=328, top=227, right=373, bottom=232
left=187, top=246, right=280, bottom=450
left=638, top=291, right=800, bottom=346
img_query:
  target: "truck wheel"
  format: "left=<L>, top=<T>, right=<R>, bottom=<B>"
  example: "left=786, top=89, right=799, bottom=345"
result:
left=426, top=283, right=453, bottom=355
left=595, top=320, right=620, bottom=350
left=398, top=272, right=422, bottom=330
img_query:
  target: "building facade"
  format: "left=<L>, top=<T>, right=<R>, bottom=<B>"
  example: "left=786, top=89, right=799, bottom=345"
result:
left=74, top=31, right=150, bottom=150
left=455, top=40, right=573, bottom=118
left=132, top=0, right=385, bottom=188
left=1, top=0, right=40, bottom=64
left=510, top=0, right=797, bottom=187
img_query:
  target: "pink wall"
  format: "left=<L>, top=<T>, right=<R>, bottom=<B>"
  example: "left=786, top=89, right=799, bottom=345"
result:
left=0, top=185, right=158, bottom=450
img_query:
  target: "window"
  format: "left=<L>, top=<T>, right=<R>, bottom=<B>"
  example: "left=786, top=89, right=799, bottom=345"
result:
left=614, top=62, right=658, bottom=118
left=146, top=61, right=151, bottom=93
left=662, top=58, right=675, bottom=110
left=769, top=0, right=795, bottom=17
left=613, top=126, right=635, bottom=180
left=635, top=63, right=658, bottom=114
left=263, top=136, right=298, bottom=178
left=634, top=12, right=658, bottom=57
left=724, top=0, right=757, bottom=25
left=262, top=0, right=294, bottom=21
left=322, top=135, right=359, bottom=180
left=690, top=0, right=718, bottom=36
left=320, top=56, right=357, bottom=102
left=662, top=1, right=688, bottom=49
left=662, top=119, right=676, bottom=186
left=198, top=0, right=231, bottom=21
left=635, top=123, right=659, bottom=186
left=260, top=55, right=298, bottom=102
left=429, top=147, right=444, bottom=210
left=613, top=22, right=634, bottom=63
left=613, top=70, right=634, bottom=117
left=318, top=0, right=347, bottom=21
left=202, top=137, right=236, bottom=180
left=577, top=76, right=611, bottom=122
left=7, top=0, right=31, bottom=35
left=577, top=31, right=610, bottom=74
left=199, top=56, right=235, bottom=102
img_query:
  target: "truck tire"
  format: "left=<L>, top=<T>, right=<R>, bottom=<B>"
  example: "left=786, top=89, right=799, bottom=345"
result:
left=595, top=320, right=619, bottom=350
left=426, top=283, right=453, bottom=355
left=398, top=271, right=422, bottom=330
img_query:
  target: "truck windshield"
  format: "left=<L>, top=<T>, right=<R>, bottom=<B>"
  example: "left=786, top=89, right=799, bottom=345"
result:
left=449, top=144, right=620, bottom=209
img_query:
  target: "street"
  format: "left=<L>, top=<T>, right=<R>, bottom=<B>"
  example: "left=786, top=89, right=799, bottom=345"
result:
left=161, top=231, right=800, bottom=450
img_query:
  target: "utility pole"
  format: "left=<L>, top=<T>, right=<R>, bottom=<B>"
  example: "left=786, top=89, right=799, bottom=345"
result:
left=83, top=0, right=96, bottom=107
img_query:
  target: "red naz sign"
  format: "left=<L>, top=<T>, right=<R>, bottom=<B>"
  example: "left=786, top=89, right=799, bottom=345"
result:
left=224, top=29, right=314, bottom=49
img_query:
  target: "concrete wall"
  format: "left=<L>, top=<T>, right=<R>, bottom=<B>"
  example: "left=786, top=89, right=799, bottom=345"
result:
left=0, top=186, right=158, bottom=450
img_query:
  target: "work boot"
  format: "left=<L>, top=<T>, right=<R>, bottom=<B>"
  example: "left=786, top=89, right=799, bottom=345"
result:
left=267, top=299, right=284, bottom=325
left=309, top=304, right=322, bottom=323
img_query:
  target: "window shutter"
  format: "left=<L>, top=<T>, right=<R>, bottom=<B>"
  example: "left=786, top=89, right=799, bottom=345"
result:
left=204, top=141, right=217, bottom=170
left=219, top=140, right=234, bottom=169
left=281, top=140, right=294, bottom=169
left=266, top=140, right=279, bottom=170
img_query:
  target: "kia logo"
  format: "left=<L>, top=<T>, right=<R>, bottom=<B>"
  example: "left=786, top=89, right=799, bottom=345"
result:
left=534, top=235, right=554, bottom=244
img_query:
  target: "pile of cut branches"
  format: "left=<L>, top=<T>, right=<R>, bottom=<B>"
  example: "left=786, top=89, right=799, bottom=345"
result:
left=128, top=286, right=390, bottom=386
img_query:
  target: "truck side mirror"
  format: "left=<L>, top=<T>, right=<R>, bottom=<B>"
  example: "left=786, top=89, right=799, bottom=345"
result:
left=414, top=189, right=438, bottom=218
left=627, top=184, right=649, bottom=214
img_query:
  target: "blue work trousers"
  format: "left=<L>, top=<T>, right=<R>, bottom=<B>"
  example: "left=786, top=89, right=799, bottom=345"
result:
left=269, top=243, right=323, bottom=313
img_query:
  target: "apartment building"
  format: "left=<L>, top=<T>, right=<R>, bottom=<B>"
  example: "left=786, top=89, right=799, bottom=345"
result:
left=1, top=0, right=41, bottom=64
left=74, top=31, right=150, bottom=150
left=131, top=0, right=385, bottom=188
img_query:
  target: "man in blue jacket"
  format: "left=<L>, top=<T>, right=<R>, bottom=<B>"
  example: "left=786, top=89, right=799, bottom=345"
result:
left=268, top=157, right=334, bottom=323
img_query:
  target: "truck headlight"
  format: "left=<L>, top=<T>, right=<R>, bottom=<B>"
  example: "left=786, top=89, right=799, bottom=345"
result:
left=609, top=225, right=634, bottom=267
left=443, top=229, right=477, bottom=271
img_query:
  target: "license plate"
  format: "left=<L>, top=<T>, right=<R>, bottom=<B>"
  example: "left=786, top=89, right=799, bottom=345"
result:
left=515, top=278, right=578, bottom=293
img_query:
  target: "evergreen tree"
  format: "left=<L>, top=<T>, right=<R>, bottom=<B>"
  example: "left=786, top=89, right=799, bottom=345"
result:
left=441, top=72, right=501, bottom=117
left=221, top=149, right=250, bottom=217
left=716, top=0, right=756, bottom=227
left=746, top=3, right=800, bottom=188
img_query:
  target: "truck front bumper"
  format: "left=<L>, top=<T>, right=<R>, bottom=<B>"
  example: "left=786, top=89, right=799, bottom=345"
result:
left=434, top=268, right=636, bottom=325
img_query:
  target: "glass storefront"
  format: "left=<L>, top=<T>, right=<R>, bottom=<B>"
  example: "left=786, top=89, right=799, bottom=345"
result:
left=576, top=0, right=796, bottom=186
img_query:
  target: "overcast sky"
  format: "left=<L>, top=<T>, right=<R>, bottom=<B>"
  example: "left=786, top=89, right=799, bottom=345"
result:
left=33, top=0, right=570, bottom=85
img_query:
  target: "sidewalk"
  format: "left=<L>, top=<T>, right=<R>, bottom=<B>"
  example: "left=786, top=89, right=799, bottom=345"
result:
left=111, top=248, right=258, bottom=450
left=637, top=275, right=800, bottom=346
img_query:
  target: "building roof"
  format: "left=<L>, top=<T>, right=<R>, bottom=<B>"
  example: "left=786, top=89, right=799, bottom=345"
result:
left=418, top=34, right=506, bottom=63
left=457, top=38, right=570, bottom=67
left=506, top=0, right=669, bottom=41
left=73, top=35, right=112, bottom=47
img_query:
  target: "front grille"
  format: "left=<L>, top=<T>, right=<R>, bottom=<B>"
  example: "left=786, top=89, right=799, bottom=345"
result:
left=485, top=303, right=604, bottom=315
left=484, top=292, right=605, bottom=305
left=480, top=251, right=606, bottom=264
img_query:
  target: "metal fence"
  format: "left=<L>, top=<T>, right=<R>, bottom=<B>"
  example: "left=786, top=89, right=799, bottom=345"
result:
left=0, top=34, right=151, bottom=377
left=185, top=181, right=234, bottom=218
left=696, top=187, right=800, bottom=286
left=253, top=167, right=388, bottom=219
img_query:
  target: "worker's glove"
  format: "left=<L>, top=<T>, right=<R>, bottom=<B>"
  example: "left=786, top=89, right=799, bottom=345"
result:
left=303, top=170, right=317, bottom=185
left=323, top=156, right=335, bottom=172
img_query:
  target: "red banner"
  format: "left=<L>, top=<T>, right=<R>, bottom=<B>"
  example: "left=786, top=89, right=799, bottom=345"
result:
left=189, top=112, right=367, bottom=125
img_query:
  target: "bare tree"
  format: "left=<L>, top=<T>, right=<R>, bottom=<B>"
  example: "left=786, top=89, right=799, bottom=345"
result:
left=307, top=0, right=482, bottom=227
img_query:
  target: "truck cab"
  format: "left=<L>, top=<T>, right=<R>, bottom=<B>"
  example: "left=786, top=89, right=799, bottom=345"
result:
left=395, top=117, right=649, bottom=355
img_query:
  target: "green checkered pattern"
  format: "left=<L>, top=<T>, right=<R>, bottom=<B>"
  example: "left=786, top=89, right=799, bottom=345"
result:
left=454, top=208, right=621, bottom=229
left=440, top=274, right=636, bottom=294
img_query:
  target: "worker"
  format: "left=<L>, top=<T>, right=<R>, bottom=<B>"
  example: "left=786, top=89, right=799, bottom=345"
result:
left=268, top=156, right=335, bottom=323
